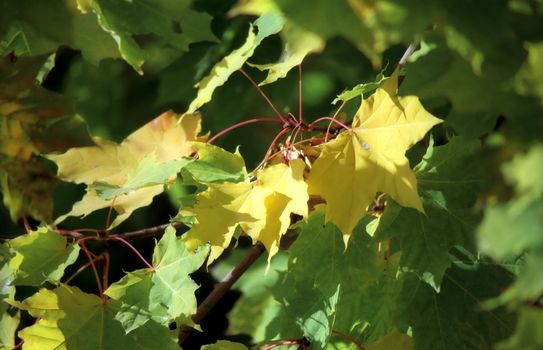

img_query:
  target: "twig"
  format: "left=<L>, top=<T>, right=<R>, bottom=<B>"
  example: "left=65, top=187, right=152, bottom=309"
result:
left=63, top=254, right=105, bottom=285
left=398, top=42, right=420, bottom=67
left=109, top=236, right=154, bottom=269
left=178, top=242, right=266, bottom=344
left=239, top=68, right=286, bottom=123
left=109, top=221, right=185, bottom=240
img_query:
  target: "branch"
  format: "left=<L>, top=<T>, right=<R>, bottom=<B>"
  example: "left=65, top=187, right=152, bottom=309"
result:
left=60, top=222, right=186, bottom=242
left=178, top=242, right=266, bottom=344
left=398, top=42, right=420, bottom=67
left=108, top=221, right=186, bottom=240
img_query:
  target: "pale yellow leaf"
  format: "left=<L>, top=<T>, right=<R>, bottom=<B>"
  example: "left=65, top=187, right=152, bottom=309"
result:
left=49, top=111, right=201, bottom=228
left=307, top=86, right=442, bottom=242
left=182, top=159, right=308, bottom=264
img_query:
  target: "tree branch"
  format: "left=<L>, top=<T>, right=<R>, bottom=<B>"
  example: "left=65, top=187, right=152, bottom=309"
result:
left=108, top=221, right=186, bottom=240
left=61, top=221, right=187, bottom=242
left=178, top=242, right=266, bottom=344
left=399, top=42, right=420, bottom=67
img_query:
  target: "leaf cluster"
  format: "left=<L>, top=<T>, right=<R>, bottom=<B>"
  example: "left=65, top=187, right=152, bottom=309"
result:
left=1, top=0, right=543, bottom=349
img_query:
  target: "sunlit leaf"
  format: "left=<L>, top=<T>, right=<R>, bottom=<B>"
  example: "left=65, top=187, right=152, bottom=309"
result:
left=182, top=159, right=308, bottom=264
left=0, top=243, right=18, bottom=349
left=49, top=111, right=201, bottom=228
left=104, top=226, right=208, bottom=332
left=8, top=227, right=79, bottom=286
left=249, top=22, right=325, bottom=86
left=332, top=70, right=388, bottom=104
left=307, top=79, right=442, bottom=243
left=9, top=285, right=179, bottom=350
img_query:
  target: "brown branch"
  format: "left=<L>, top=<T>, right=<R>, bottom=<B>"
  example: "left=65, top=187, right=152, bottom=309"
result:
left=61, top=221, right=187, bottom=243
left=108, top=221, right=186, bottom=240
left=178, top=242, right=267, bottom=344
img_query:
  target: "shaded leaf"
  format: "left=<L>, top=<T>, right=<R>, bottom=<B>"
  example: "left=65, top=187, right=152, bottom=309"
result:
left=374, top=137, right=481, bottom=289
left=496, top=307, right=543, bottom=350
left=76, top=0, right=215, bottom=73
left=365, top=330, right=413, bottom=350
left=395, top=264, right=516, bottom=350
left=478, top=144, right=543, bottom=304
left=0, top=0, right=119, bottom=63
left=0, top=56, right=93, bottom=222
left=269, top=208, right=390, bottom=349
left=185, top=13, right=284, bottom=114
left=183, top=142, right=247, bottom=183
left=213, top=249, right=287, bottom=342
left=202, top=340, right=249, bottom=350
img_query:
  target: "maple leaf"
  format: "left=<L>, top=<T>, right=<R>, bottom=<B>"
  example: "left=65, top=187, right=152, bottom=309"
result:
left=104, top=226, right=209, bottom=332
left=8, top=227, right=80, bottom=286
left=48, top=111, right=201, bottom=228
left=307, top=79, right=442, bottom=242
left=182, top=159, right=308, bottom=264
left=8, top=285, right=179, bottom=350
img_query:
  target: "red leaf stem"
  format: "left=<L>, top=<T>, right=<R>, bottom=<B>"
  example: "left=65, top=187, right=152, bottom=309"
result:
left=206, top=117, right=282, bottom=145
left=109, top=236, right=154, bottom=270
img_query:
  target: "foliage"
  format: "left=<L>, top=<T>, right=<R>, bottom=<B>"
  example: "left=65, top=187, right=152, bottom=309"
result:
left=1, top=0, right=542, bottom=349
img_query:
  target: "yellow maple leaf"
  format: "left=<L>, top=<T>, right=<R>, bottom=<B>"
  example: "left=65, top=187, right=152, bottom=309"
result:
left=307, top=83, right=442, bottom=243
left=182, top=159, right=308, bottom=265
left=48, top=111, right=201, bottom=228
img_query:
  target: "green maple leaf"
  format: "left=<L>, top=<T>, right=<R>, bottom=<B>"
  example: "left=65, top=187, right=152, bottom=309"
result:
left=105, top=226, right=208, bottom=332
left=9, top=285, right=178, bottom=350
left=8, top=227, right=80, bottom=286
left=269, top=208, right=387, bottom=349
left=373, top=137, right=481, bottom=290
left=395, top=263, right=516, bottom=350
